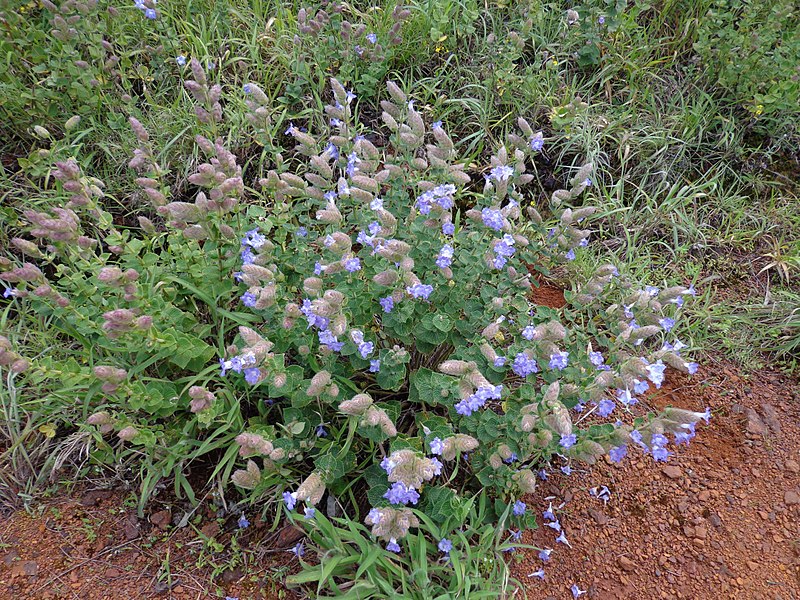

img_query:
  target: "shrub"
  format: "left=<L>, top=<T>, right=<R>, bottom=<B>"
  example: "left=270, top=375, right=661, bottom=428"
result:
left=1, top=69, right=707, bottom=560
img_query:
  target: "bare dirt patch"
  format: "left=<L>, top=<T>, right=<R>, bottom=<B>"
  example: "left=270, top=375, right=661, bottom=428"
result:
left=512, top=363, right=800, bottom=599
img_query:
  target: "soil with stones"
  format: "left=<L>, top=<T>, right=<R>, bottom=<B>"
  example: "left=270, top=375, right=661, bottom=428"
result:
left=512, top=361, right=800, bottom=600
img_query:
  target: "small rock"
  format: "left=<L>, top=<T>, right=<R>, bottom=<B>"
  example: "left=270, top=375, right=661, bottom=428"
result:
left=761, top=404, right=781, bottom=433
left=709, top=513, right=722, bottom=527
left=784, top=490, right=800, bottom=506
left=785, top=459, right=799, bottom=474
left=698, top=490, right=710, bottom=502
left=150, top=509, right=172, bottom=530
left=618, top=556, right=636, bottom=571
left=745, top=409, right=768, bottom=436
left=662, top=465, right=682, bottom=480
left=588, top=509, right=608, bottom=525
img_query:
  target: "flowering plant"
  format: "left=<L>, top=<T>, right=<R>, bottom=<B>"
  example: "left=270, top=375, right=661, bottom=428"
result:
left=1, top=74, right=705, bottom=554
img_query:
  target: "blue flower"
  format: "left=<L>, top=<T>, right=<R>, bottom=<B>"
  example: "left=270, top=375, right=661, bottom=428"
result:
left=559, top=433, right=577, bottom=449
left=565, top=248, right=576, bottom=261
left=597, top=398, right=615, bottom=417
left=545, top=519, right=561, bottom=531
left=687, top=362, right=699, bottom=374
left=438, top=538, right=453, bottom=553
left=433, top=120, right=443, bottom=129
left=512, top=352, right=539, bottom=377
left=379, top=296, right=394, bottom=313
left=589, top=351, right=605, bottom=367
left=543, top=502, right=556, bottom=521
left=384, top=482, right=419, bottom=505
left=291, top=542, right=305, bottom=557
left=366, top=32, right=377, bottom=44
left=430, top=457, right=443, bottom=475
left=549, top=351, right=569, bottom=370
left=538, top=548, right=552, bottom=561
left=442, top=222, right=455, bottom=235
left=481, top=207, right=504, bottom=231
left=283, top=491, right=297, bottom=510
left=144, top=8, right=157, bottom=19
left=659, top=317, right=676, bottom=331
left=238, top=514, right=250, bottom=528
left=489, top=165, right=514, bottom=181
left=304, top=507, right=316, bottom=519
left=529, top=568, right=545, bottom=580
left=493, top=356, right=507, bottom=367
left=176, top=55, right=187, bottom=66
left=296, top=226, right=308, bottom=237
left=369, top=359, right=381, bottom=373
left=599, top=15, right=606, bottom=24
left=244, top=367, right=261, bottom=385
left=436, top=244, right=454, bottom=269
left=522, top=325, right=536, bottom=340
left=510, top=528, right=523, bottom=542
left=315, top=425, right=328, bottom=437
left=241, top=292, right=257, bottom=308
left=530, top=131, right=544, bottom=152
left=571, top=583, right=586, bottom=598
left=386, top=538, right=401, bottom=553
left=512, top=500, right=526, bottom=516
left=367, top=508, right=383, bottom=524
left=344, top=257, right=362, bottom=272
left=243, top=84, right=252, bottom=94
left=406, top=283, right=433, bottom=300
left=555, top=531, right=570, bottom=546
left=538, top=469, right=548, bottom=480
left=560, top=465, right=573, bottom=475
left=430, top=437, right=444, bottom=455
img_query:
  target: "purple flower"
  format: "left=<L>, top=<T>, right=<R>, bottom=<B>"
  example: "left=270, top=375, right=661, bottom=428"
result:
left=504, top=452, right=518, bottom=464
left=241, top=291, right=257, bottom=308
left=176, top=55, right=187, bottom=66
left=369, top=359, right=381, bottom=373
left=344, top=257, right=361, bottom=272
left=510, top=529, right=523, bottom=542
left=366, top=32, right=377, bottom=44
left=530, top=131, right=544, bottom=152
left=386, top=538, right=401, bottom=553
left=512, top=352, right=539, bottom=377
left=645, top=360, right=666, bottom=388
left=315, top=425, right=328, bottom=437
left=489, top=165, right=514, bottom=181
left=545, top=520, right=561, bottom=531
left=367, top=508, right=383, bottom=524
left=700, top=407, right=711, bottom=423
left=659, top=317, right=676, bottom=331
left=442, top=222, right=455, bottom=235
left=538, top=469, right=548, bottom=480
left=283, top=491, right=297, bottom=510
left=571, top=584, right=586, bottom=598
left=238, top=514, right=250, bottom=528
left=565, top=248, right=576, bottom=261
left=538, top=548, right=552, bottom=561
left=597, top=398, right=615, bottom=417
left=240, top=246, right=255, bottom=265
left=555, top=531, right=570, bottom=546
left=589, top=351, right=605, bottom=367
left=407, top=283, right=433, bottom=300
left=560, top=465, right=573, bottom=475
left=319, top=330, right=344, bottom=352
left=530, top=568, right=545, bottom=580
left=493, top=356, right=507, bottom=367
left=430, top=457, right=443, bottom=475
left=384, top=482, right=420, bottom=505
left=687, top=362, right=699, bottom=374
left=599, top=15, right=606, bottom=24
left=633, top=379, right=650, bottom=395
left=560, top=433, right=577, bottom=449
left=548, top=351, right=569, bottom=370
left=291, top=542, right=305, bottom=558
left=543, top=502, right=556, bottom=521
left=219, top=358, right=231, bottom=377
left=243, top=228, right=267, bottom=247
left=481, top=207, right=504, bottom=231
left=144, top=8, right=157, bottom=19
left=512, top=500, right=526, bottom=516
left=244, top=367, right=261, bottom=385
left=438, top=538, right=453, bottom=553
left=432, top=120, right=443, bottom=129
left=379, top=296, right=394, bottom=313
left=304, top=507, right=316, bottom=519
left=616, top=388, right=637, bottom=406
left=436, top=244, right=454, bottom=268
